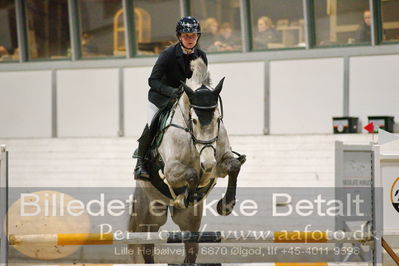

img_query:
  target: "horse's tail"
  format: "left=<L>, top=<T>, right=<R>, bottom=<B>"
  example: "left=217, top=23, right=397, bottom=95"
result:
left=190, top=58, right=210, bottom=86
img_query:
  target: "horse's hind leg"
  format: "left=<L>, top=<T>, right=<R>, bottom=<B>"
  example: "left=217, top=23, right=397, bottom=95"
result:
left=171, top=202, right=203, bottom=264
left=127, top=184, right=168, bottom=263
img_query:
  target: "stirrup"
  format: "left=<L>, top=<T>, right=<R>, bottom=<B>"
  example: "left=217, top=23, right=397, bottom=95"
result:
left=134, top=169, right=150, bottom=182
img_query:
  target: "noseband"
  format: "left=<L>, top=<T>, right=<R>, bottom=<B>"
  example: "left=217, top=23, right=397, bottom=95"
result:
left=169, top=95, right=224, bottom=158
left=189, top=104, right=221, bottom=158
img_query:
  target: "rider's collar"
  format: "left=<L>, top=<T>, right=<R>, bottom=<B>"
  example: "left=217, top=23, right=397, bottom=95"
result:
left=180, top=44, right=195, bottom=55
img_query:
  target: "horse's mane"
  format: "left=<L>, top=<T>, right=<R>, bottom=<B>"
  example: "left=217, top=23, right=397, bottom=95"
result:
left=186, top=58, right=211, bottom=89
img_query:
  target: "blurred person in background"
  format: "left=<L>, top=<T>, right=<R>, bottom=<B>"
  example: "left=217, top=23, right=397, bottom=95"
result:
left=355, top=9, right=371, bottom=43
left=81, top=32, right=98, bottom=56
left=253, top=16, right=280, bottom=49
left=200, top=17, right=220, bottom=52
left=215, top=22, right=241, bottom=52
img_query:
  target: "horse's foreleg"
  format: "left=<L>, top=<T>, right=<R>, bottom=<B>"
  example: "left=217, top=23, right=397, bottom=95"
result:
left=217, top=153, right=241, bottom=216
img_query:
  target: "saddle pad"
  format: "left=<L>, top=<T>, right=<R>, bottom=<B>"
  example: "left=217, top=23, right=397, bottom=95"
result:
left=153, top=107, right=173, bottom=150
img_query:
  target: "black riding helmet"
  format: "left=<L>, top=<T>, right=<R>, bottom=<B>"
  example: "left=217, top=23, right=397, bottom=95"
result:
left=176, top=16, right=201, bottom=49
left=176, top=16, right=201, bottom=35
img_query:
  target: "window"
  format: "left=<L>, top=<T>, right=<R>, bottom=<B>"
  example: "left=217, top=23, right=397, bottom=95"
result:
left=0, top=0, right=18, bottom=61
left=314, top=0, right=370, bottom=46
left=133, top=0, right=180, bottom=55
left=380, top=0, right=399, bottom=43
left=190, top=0, right=242, bottom=53
left=250, top=0, right=304, bottom=50
left=26, top=0, right=70, bottom=60
left=79, top=0, right=123, bottom=58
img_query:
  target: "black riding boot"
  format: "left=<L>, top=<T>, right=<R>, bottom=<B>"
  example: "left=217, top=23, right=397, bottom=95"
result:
left=134, top=124, right=152, bottom=180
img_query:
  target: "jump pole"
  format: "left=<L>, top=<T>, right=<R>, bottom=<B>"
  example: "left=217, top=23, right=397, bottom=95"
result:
left=9, top=231, right=373, bottom=246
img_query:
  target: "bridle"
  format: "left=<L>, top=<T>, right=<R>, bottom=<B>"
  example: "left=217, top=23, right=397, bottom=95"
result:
left=189, top=102, right=221, bottom=158
left=170, top=94, right=224, bottom=159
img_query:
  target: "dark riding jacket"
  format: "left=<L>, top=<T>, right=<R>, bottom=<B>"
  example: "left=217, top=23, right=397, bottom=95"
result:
left=148, top=43, right=208, bottom=109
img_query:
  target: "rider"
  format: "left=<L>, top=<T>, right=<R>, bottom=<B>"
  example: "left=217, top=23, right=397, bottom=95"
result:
left=134, top=16, right=208, bottom=180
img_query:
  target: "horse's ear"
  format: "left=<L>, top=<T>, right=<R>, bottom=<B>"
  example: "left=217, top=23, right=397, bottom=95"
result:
left=213, top=77, right=225, bottom=96
left=180, top=81, right=194, bottom=98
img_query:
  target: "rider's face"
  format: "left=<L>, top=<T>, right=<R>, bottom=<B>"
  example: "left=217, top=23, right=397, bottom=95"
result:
left=179, top=33, right=199, bottom=49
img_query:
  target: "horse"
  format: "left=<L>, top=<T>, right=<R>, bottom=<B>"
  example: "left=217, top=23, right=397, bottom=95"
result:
left=128, top=58, right=244, bottom=264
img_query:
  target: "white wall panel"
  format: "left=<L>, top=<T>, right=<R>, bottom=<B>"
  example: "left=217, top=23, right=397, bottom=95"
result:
left=209, top=62, right=265, bottom=135
left=0, top=71, right=52, bottom=138
left=270, top=58, right=344, bottom=134
left=124, top=67, right=152, bottom=137
left=57, top=69, right=119, bottom=137
left=350, top=55, right=399, bottom=131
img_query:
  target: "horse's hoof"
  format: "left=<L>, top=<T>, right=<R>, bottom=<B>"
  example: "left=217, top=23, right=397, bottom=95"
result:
left=217, top=198, right=236, bottom=216
left=238, top=154, right=246, bottom=165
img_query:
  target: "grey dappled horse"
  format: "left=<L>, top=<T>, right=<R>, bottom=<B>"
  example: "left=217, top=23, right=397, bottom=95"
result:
left=128, top=58, right=242, bottom=264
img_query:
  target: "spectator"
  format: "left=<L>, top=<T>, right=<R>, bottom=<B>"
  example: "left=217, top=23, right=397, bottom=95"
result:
left=215, top=22, right=241, bottom=52
left=81, top=32, right=98, bottom=56
left=253, top=16, right=280, bottom=49
left=200, top=17, right=220, bottom=52
left=355, top=10, right=371, bottom=43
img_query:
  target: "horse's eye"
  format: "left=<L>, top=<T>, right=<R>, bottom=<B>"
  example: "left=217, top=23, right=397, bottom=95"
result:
left=192, top=119, right=198, bottom=125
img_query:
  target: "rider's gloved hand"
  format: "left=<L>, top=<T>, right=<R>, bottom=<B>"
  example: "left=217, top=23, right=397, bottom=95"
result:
left=170, top=89, right=182, bottom=99
left=162, top=86, right=181, bottom=99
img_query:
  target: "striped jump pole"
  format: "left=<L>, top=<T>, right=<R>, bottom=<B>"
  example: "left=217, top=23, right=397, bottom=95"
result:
left=51, top=264, right=331, bottom=266
left=25, top=262, right=341, bottom=266
left=9, top=231, right=373, bottom=246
